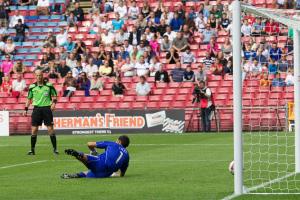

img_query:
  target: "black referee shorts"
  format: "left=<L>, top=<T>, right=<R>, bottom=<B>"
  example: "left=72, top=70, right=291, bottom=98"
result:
left=31, top=106, right=54, bottom=127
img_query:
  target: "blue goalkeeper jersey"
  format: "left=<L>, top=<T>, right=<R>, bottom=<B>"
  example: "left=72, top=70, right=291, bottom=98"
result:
left=96, top=141, right=129, bottom=173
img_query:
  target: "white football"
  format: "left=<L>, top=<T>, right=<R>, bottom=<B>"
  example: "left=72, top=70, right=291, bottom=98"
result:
left=229, top=160, right=234, bottom=175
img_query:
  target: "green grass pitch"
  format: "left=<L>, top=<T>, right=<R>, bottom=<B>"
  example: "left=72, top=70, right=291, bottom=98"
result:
left=0, top=133, right=300, bottom=200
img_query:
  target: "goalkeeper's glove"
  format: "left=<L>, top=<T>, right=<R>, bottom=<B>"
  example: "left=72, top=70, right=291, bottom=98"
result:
left=90, top=150, right=98, bottom=156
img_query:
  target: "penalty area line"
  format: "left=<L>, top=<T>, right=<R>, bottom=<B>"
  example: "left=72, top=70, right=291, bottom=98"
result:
left=0, top=160, right=48, bottom=170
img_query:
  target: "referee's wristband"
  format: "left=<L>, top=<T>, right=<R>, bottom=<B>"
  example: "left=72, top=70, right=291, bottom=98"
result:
left=25, top=107, right=28, bottom=111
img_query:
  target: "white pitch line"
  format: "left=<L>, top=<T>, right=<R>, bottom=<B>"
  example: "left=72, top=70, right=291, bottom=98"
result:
left=0, top=160, right=47, bottom=170
left=221, top=193, right=241, bottom=200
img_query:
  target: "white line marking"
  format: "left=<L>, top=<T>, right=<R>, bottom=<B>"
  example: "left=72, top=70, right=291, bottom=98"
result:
left=249, top=193, right=300, bottom=195
left=221, top=193, right=241, bottom=200
left=245, top=172, right=296, bottom=193
left=0, top=160, right=47, bottom=170
left=0, top=144, right=232, bottom=147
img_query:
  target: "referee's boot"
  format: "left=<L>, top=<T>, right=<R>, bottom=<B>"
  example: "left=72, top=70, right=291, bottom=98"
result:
left=53, top=149, right=59, bottom=155
left=27, top=150, right=35, bottom=155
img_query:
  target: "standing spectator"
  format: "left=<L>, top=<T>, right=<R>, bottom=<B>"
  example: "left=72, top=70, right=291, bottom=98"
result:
left=73, top=2, right=84, bottom=22
left=0, top=76, right=11, bottom=93
left=172, top=32, right=188, bottom=52
left=63, top=71, right=77, bottom=97
left=36, top=0, right=50, bottom=15
left=155, top=65, right=169, bottom=83
left=112, top=77, right=126, bottom=96
left=135, top=55, right=149, bottom=77
left=170, top=61, right=185, bottom=82
left=112, top=13, right=124, bottom=32
left=84, top=57, right=98, bottom=78
left=114, top=0, right=127, bottom=18
left=269, top=42, right=282, bottom=61
left=4, top=38, right=16, bottom=55
left=13, top=60, right=26, bottom=74
left=90, top=73, right=104, bottom=91
left=14, top=19, right=29, bottom=42
left=11, top=73, right=26, bottom=98
left=197, top=81, right=213, bottom=132
left=128, top=0, right=140, bottom=20
left=77, top=72, right=91, bottom=96
left=1, top=55, right=13, bottom=76
left=181, top=47, right=196, bottom=64
left=195, top=64, right=207, bottom=82
left=9, top=11, right=24, bottom=28
left=135, top=76, right=151, bottom=96
left=72, top=60, right=84, bottom=78
left=56, top=28, right=69, bottom=47
left=160, top=35, right=171, bottom=52
left=183, top=65, right=195, bottom=82
left=57, top=60, right=70, bottom=78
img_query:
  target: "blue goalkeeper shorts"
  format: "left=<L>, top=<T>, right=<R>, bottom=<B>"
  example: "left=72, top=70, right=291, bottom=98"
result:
left=86, top=155, right=112, bottom=178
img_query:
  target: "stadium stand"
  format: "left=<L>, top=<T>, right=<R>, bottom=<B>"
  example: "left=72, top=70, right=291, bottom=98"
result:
left=0, top=0, right=295, bottom=134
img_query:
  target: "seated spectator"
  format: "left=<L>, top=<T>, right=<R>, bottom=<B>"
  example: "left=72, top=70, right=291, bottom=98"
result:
left=67, top=12, right=78, bottom=28
left=278, top=55, right=291, bottom=73
left=166, top=47, right=180, bottom=64
left=112, top=13, right=124, bottom=32
left=285, top=37, right=293, bottom=54
left=112, top=77, right=126, bottom=96
left=77, top=72, right=91, bottom=96
left=121, top=57, right=135, bottom=77
left=260, top=73, right=271, bottom=87
left=170, top=12, right=183, bottom=32
left=90, top=73, right=104, bottom=91
left=73, top=2, right=84, bottom=22
left=221, top=37, right=232, bottom=59
left=160, top=35, right=171, bottom=52
left=210, top=59, right=223, bottom=76
left=115, top=29, right=129, bottom=46
left=48, top=64, right=60, bottom=79
left=155, top=65, right=170, bottom=83
left=72, top=60, right=84, bottom=78
left=43, top=30, right=56, bottom=48
left=149, top=56, right=161, bottom=77
left=11, top=73, right=26, bottom=98
left=57, top=60, right=71, bottom=78
left=136, top=76, right=151, bottom=96
left=36, top=0, right=50, bottom=15
left=99, top=60, right=113, bottom=77
left=170, top=61, right=185, bottom=82
left=3, top=38, right=16, bottom=55
left=172, top=32, right=188, bottom=52
left=251, top=18, right=264, bottom=36
left=202, top=51, right=215, bottom=69
left=195, top=64, right=207, bottom=83
left=0, top=76, right=11, bottom=93
left=66, top=53, right=77, bottom=69
left=128, top=0, right=139, bottom=20
left=1, top=55, right=13, bottom=76
left=18, top=0, right=32, bottom=6
left=241, top=19, right=252, bottom=36
left=64, top=36, right=75, bottom=53
left=114, top=0, right=127, bottom=18
left=255, top=47, right=268, bottom=65
left=224, top=59, right=233, bottom=75
left=114, top=55, right=126, bottom=76
left=135, top=55, right=149, bottom=77
left=14, top=19, right=29, bottom=42
left=149, top=35, right=160, bottom=55
left=220, top=12, right=230, bottom=31
left=183, top=65, right=195, bottom=82
left=163, top=25, right=177, bottom=43
left=181, top=47, right=196, bottom=64
left=265, top=19, right=279, bottom=35
left=243, top=43, right=256, bottom=61
left=268, top=59, right=278, bottom=74
left=285, top=69, right=294, bottom=86
left=63, top=71, right=77, bottom=97
left=13, top=60, right=25, bottom=74
left=101, top=29, right=115, bottom=46
left=201, top=24, right=217, bottom=44
left=195, top=12, right=206, bottom=33
left=207, top=38, right=219, bottom=57
left=269, top=42, right=282, bottom=61
left=84, top=57, right=98, bottom=78
left=56, top=27, right=69, bottom=47
left=100, top=14, right=112, bottom=30
left=271, top=73, right=285, bottom=87
left=74, top=40, right=86, bottom=56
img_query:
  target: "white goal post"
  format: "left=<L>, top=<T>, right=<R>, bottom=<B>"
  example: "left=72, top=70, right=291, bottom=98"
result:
left=232, top=0, right=300, bottom=197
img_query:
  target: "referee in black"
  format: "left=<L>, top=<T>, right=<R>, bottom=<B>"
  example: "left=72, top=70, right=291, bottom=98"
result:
left=24, top=70, right=58, bottom=155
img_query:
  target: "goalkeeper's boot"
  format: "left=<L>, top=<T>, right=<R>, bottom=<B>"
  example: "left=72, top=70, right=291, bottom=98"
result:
left=64, top=149, right=84, bottom=159
left=61, top=173, right=80, bottom=179
left=53, top=149, right=59, bottom=155
left=27, top=150, right=35, bottom=155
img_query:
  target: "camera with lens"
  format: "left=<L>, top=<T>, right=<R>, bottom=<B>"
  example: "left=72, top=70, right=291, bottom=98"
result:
left=192, top=85, right=206, bottom=104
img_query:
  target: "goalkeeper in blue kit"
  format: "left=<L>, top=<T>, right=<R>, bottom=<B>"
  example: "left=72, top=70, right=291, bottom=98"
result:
left=61, top=135, right=130, bottom=178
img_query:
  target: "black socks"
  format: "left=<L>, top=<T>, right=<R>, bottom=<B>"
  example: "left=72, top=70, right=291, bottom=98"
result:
left=50, top=134, right=57, bottom=150
left=31, top=135, right=37, bottom=152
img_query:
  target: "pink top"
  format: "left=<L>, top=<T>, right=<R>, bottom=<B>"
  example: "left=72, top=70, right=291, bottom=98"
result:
left=207, top=43, right=219, bottom=54
left=149, top=40, right=160, bottom=54
left=1, top=61, right=13, bottom=75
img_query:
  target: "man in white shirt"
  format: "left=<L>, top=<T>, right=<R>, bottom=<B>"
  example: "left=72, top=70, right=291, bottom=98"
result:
left=124, top=39, right=133, bottom=54
left=114, top=1, right=127, bottom=18
left=181, top=47, right=196, bottom=64
left=9, top=11, right=24, bottom=28
left=100, top=15, right=112, bottom=31
left=115, top=29, right=129, bottom=45
left=135, top=55, right=149, bottom=77
left=56, top=28, right=68, bottom=47
left=36, top=0, right=50, bottom=15
left=12, top=73, right=26, bottom=98
left=128, top=1, right=139, bottom=20
left=121, top=57, right=135, bottom=77
left=135, top=76, right=151, bottom=96
left=241, top=19, right=252, bottom=36
left=83, top=57, right=98, bottom=78
left=101, top=29, right=115, bottom=46
left=163, top=26, right=177, bottom=43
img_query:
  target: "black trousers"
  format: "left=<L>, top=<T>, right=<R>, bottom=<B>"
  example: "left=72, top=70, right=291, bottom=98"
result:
left=201, top=107, right=212, bottom=132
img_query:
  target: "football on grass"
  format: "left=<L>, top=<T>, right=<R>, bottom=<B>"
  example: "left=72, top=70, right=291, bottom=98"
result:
left=228, top=161, right=234, bottom=175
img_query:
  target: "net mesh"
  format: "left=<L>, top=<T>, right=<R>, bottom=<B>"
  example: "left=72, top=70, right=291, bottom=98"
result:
left=240, top=3, right=300, bottom=194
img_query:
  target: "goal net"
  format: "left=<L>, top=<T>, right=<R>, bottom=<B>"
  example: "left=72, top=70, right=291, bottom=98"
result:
left=234, top=2, right=300, bottom=195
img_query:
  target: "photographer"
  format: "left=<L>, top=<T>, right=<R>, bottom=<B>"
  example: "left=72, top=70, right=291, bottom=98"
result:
left=192, top=81, right=214, bottom=132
